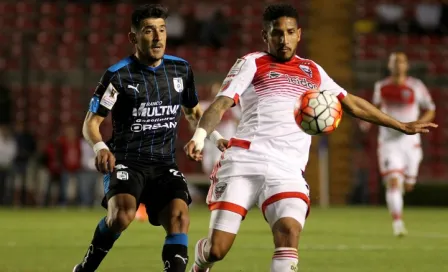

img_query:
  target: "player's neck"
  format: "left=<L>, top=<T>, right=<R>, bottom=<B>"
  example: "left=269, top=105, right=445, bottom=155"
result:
left=391, top=75, right=407, bottom=85
left=134, top=52, right=162, bottom=68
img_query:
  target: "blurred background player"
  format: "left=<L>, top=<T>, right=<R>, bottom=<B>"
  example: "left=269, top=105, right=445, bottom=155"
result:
left=185, top=4, right=437, bottom=272
left=200, top=82, right=240, bottom=175
left=361, top=52, right=436, bottom=236
left=73, top=4, right=225, bottom=272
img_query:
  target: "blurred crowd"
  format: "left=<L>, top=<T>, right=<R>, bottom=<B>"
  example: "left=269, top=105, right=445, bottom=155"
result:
left=0, top=123, right=101, bottom=207
left=376, top=0, right=448, bottom=34
left=357, top=0, right=448, bottom=35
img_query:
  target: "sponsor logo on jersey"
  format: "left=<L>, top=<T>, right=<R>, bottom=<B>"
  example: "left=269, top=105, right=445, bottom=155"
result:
left=268, top=71, right=318, bottom=89
left=127, top=84, right=139, bottom=93
left=173, top=77, right=184, bottom=92
left=131, top=122, right=178, bottom=132
left=131, top=102, right=179, bottom=132
left=132, top=103, right=180, bottom=117
left=268, top=71, right=282, bottom=79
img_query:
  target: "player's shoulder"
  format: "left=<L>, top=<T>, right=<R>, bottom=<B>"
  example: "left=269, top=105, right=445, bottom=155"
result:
left=374, top=77, right=392, bottom=87
left=238, top=51, right=268, bottom=63
left=406, top=76, right=425, bottom=86
left=294, top=56, right=325, bottom=71
left=163, top=54, right=189, bottom=65
left=107, top=56, right=133, bottom=73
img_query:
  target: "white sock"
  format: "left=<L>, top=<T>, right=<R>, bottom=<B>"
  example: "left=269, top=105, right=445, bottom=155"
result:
left=386, top=189, right=403, bottom=221
left=271, top=247, right=299, bottom=272
left=194, top=238, right=214, bottom=270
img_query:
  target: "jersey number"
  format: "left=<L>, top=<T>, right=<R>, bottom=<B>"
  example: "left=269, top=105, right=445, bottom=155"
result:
left=170, top=169, right=186, bottom=183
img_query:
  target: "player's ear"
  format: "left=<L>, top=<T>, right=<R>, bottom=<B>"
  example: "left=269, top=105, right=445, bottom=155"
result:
left=128, top=32, right=137, bottom=45
left=297, top=28, right=302, bottom=42
left=261, top=29, right=268, bottom=44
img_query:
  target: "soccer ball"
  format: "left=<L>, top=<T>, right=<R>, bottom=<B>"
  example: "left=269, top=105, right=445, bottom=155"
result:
left=294, top=90, right=343, bottom=135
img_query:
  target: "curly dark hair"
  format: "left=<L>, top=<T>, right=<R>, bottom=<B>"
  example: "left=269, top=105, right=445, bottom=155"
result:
left=262, top=3, right=299, bottom=29
left=131, top=4, right=168, bottom=31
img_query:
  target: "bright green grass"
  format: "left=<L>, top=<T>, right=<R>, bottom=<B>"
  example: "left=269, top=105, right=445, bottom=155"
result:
left=1, top=206, right=447, bottom=272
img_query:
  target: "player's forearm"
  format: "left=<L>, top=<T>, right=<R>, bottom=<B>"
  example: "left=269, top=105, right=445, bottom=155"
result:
left=198, top=105, right=225, bottom=135
left=82, top=114, right=104, bottom=147
left=343, top=94, right=405, bottom=132
left=183, top=105, right=203, bottom=131
left=418, top=110, right=435, bottom=123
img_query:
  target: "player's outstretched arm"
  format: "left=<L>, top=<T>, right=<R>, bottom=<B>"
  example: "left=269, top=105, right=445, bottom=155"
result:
left=341, top=93, right=438, bottom=135
left=184, top=96, right=235, bottom=161
left=418, top=109, right=436, bottom=123
left=83, top=112, right=116, bottom=173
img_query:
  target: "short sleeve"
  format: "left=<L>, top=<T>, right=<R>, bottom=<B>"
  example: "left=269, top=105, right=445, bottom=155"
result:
left=372, top=81, right=382, bottom=105
left=417, top=80, right=436, bottom=110
left=88, top=70, right=120, bottom=117
left=216, top=57, right=257, bottom=105
left=316, top=63, right=348, bottom=100
left=181, top=64, right=199, bottom=108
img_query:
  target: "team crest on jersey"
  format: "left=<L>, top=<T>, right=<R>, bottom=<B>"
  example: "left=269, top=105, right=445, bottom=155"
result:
left=299, top=64, right=312, bottom=78
left=214, top=183, right=227, bottom=199
left=401, top=89, right=411, bottom=99
left=116, top=171, right=129, bottom=180
left=173, top=77, right=184, bottom=92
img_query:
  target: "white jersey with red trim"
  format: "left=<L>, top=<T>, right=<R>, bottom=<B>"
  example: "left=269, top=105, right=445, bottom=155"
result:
left=373, top=77, right=435, bottom=144
left=215, top=52, right=347, bottom=179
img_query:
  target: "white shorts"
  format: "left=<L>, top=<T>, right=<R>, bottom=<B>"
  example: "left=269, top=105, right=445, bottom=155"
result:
left=378, top=142, right=423, bottom=185
left=206, top=172, right=310, bottom=234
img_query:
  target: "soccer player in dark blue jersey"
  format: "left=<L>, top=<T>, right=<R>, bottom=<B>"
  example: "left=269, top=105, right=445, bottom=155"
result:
left=73, top=4, right=227, bottom=272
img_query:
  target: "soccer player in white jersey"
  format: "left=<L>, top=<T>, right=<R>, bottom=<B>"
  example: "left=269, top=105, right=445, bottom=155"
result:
left=184, top=4, right=437, bottom=272
left=365, top=52, right=436, bottom=236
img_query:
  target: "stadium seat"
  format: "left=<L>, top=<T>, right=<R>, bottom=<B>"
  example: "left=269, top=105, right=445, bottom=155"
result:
left=113, top=33, right=128, bottom=46
left=89, top=17, right=112, bottom=31
left=90, top=3, right=111, bottom=16
left=116, top=3, right=134, bottom=16
left=15, top=15, right=34, bottom=29
left=88, top=33, right=110, bottom=45
left=64, top=17, right=84, bottom=32
left=0, top=16, right=15, bottom=30
left=64, top=3, right=85, bottom=16
left=0, top=2, right=14, bottom=15
left=40, top=2, right=58, bottom=16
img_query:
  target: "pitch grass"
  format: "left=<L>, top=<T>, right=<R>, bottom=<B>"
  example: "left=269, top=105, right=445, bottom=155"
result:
left=1, top=206, right=447, bottom=272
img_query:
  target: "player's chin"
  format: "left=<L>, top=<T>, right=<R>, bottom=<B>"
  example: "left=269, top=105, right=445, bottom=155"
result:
left=149, top=48, right=165, bottom=60
left=276, top=51, right=294, bottom=62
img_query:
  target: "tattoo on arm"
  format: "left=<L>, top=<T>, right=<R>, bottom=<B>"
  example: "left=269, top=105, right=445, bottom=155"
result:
left=199, top=96, right=235, bottom=134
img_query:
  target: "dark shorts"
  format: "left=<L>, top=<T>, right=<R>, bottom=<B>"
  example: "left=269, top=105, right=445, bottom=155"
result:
left=101, top=160, right=191, bottom=226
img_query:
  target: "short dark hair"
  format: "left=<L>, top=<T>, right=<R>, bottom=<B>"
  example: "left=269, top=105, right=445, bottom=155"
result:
left=131, top=4, right=168, bottom=31
left=262, top=4, right=299, bottom=29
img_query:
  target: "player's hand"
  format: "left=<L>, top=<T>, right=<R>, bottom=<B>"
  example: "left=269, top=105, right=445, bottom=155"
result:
left=399, top=121, right=438, bottom=135
left=216, top=138, right=229, bottom=152
left=184, top=140, right=203, bottom=162
left=95, top=149, right=116, bottom=174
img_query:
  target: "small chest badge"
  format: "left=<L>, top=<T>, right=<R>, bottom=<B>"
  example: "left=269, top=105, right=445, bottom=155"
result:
left=173, top=77, right=184, bottom=92
left=299, top=64, right=312, bottom=78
